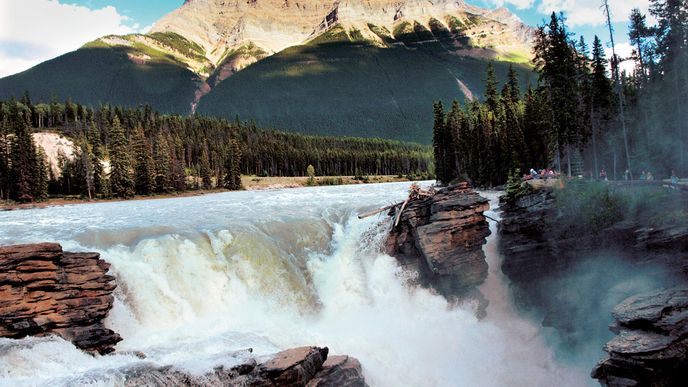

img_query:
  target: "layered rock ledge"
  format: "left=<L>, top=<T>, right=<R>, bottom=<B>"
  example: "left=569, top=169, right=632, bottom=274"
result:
left=123, top=346, right=368, bottom=387
left=0, top=243, right=121, bottom=354
left=592, top=287, right=688, bottom=387
left=386, top=183, right=491, bottom=306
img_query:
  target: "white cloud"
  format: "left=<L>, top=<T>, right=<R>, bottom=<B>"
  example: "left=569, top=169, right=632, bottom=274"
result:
left=0, top=0, right=143, bottom=78
left=537, top=0, right=652, bottom=27
left=486, top=0, right=536, bottom=10
left=605, top=42, right=636, bottom=75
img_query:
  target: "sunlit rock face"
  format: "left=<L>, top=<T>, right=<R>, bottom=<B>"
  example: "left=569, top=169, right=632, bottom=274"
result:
left=0, top=243, right=121, bottom=355
left=386, top=183, right=491, bottom=310
left=150, top=0, right=533, bottom=69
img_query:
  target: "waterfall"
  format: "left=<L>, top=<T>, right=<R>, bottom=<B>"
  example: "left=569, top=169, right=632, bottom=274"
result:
left=0, top=183, right=587, bottom=386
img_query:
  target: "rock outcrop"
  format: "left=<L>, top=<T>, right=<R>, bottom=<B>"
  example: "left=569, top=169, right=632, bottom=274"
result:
left=0, top=243, right=121, bottom=354
left=386, top=183, right=491, bottom=307
left=150, top=0, right=533, bottom=66
left=122, top=346, right=368, bottom=387
left=592, top=287, right=688, bottom=387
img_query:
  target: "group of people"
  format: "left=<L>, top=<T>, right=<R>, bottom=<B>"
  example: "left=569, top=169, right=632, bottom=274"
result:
left=523, top=167, right=682, bottom=185
left=525, top=168, right=559, bottom=180
left=637, top=171, right=655, bottom=181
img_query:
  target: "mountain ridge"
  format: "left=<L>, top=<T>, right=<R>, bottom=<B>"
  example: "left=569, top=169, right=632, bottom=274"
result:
left=0, top=0, right=535, bottom=143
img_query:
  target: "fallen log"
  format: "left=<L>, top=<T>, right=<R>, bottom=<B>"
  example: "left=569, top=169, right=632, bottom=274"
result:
left=358, top=202, right=404, bottom=219
left=394, top=199, right=409, bottom=227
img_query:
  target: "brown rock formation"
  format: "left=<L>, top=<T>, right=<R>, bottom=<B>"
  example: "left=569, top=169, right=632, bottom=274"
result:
left=0, top=243, right=121, bottom=354
left=122, top=346, right=368, bottom=387
left=386, top=183, right=491, bottom=306
left=592, top=287, right=688, bottom=387
left=307, top=355, right=368, bottom=387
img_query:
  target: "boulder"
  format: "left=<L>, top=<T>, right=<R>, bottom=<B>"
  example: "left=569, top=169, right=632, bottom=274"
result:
left=386, top=183, right=491, bottom=305
left=592, top=287, right=688, bottom=387
left=307, top=355, right=369, bottom=387
left=0, top=243, right=121, bottom=354
left=122, top=346, right=368, bottom=387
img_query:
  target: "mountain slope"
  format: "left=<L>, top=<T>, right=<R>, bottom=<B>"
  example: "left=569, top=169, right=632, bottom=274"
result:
left=0, top=35, right=201, bottom=113
left=196, top=25, right=532, bottom=143
left=0, top=0, right=535, bottom=142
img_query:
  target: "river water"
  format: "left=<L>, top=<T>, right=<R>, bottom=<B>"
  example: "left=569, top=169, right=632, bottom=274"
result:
left=0, top=182, right=586, bottom=386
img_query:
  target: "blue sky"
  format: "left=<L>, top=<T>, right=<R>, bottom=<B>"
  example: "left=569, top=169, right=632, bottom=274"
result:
left=1, top=0, right=651, bottom=77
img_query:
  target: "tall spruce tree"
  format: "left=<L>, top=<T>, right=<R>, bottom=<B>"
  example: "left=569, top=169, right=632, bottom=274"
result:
left=533, top=13, right=585, bottom=176
left=108, top=116, right=135, bottom=198
left=223, top=138, right=242, bottom=190
left=9, top=101, right=38, bottom=202
left=132, top=125, right=156, bottom=195
left=432, top=101, right=454, bottom=185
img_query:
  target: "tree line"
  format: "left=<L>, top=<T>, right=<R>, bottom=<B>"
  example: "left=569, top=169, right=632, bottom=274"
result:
left=0, top=97, right=432, bottom=202
left=434, top=0, right=688, bottom=186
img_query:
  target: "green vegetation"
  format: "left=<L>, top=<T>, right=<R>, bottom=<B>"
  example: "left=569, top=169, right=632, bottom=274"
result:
left=504, top=169, right=533, bottom=204
left=197, top=35, right=532, bottom=144
left=148, top=32, right=207, bottom=61
left=552, top=180, right=688, bottom=235
left=0, top=46, right=198, bottom=114
left=0, top=97, right=432, bottom=202
left=0, top=18, right=532, bottom=144
left=433, top=3, right=688, bottom=185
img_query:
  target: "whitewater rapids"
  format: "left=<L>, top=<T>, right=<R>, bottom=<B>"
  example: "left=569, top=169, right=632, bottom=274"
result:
left=0, top=182, right=586, bottom=386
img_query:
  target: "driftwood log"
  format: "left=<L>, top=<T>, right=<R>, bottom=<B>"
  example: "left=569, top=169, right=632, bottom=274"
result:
left=359, top=183, right=435, bottom=223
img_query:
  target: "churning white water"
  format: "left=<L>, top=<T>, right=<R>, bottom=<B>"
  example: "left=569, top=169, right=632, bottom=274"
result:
left=0, top=183, right=587, bottom=386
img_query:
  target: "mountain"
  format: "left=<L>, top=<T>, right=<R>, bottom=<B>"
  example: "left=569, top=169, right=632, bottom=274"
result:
left=0, top=0, right=535, bottom=143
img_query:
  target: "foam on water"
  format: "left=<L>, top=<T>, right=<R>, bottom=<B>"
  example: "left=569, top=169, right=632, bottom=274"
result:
left=0, top=183, right=587, bottom=386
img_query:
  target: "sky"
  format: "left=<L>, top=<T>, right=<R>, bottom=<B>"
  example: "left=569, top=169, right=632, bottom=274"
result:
left=0, top=0, right=652, bottom=78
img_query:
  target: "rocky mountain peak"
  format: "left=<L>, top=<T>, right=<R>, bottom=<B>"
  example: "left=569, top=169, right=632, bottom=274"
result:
left=150, top=0, right=533, bottom=66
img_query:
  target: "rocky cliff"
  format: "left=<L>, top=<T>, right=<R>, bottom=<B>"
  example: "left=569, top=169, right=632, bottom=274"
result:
left=592, top=287, right=688, bottom=387
left=150, top=0, right=533, bottom=69
left=498, top=186, right=688, bottom=385
left=386, top=183, right=491, bottom=311
left=0, top=243, right=121, bottom=354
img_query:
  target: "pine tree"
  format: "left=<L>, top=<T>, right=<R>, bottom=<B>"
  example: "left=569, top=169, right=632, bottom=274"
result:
left=132, top=125, right=156, bottom=195
left=108, top=116, right=135, bottom=198
left=153, top=132, right=172, bottom=193
left=0, top=104, right=10, bottom=201
left=650, top=0, right=688, bottom=173
left=34, top=147, right=49, bottom=201
left=628, top=8, right=653, bottom=78
left=432, top=101, right=450, bottom=184
left=533, top=13, right=585, bottom=176
left=199, top=144, right=212, bottom=189
left=484, top=63, right=500, bottom=114
left=589, top=35, right=614, bottom=177
left=223, top=139, right=242, bottom=190
left=77, top=137, right=95, bottom=199
left=87, top=120, right=107, bottom=197
left=9, top=101, right=38, bottom=202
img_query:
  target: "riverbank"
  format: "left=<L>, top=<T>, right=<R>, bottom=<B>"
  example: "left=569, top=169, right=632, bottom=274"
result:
left=0, top=175, right=417, bottom=211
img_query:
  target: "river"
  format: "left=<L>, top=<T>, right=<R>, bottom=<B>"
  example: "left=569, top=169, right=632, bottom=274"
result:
left=0, top=182, right=586, bottom=386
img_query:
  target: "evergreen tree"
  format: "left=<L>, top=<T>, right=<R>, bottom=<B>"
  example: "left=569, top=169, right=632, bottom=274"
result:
left=628, top=8, right=653, bottom=78
left=108, top=116, right=135, bottom=198
left=34, top=147, right=49, bottom=201
left=432, top=101, right=452, bottom=184
left=484, top=63, right=500, bottom=114
left=199, top=145, right=212, bottom=189
left=533, top=13, right=585, bottom=176
left=153, top=132, right=173, bottom=193
left=132, top=125, right=155, bottom=195
left=223, top=139, right=242, bottom=190
left=9, top=101, right=38, bottom=202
